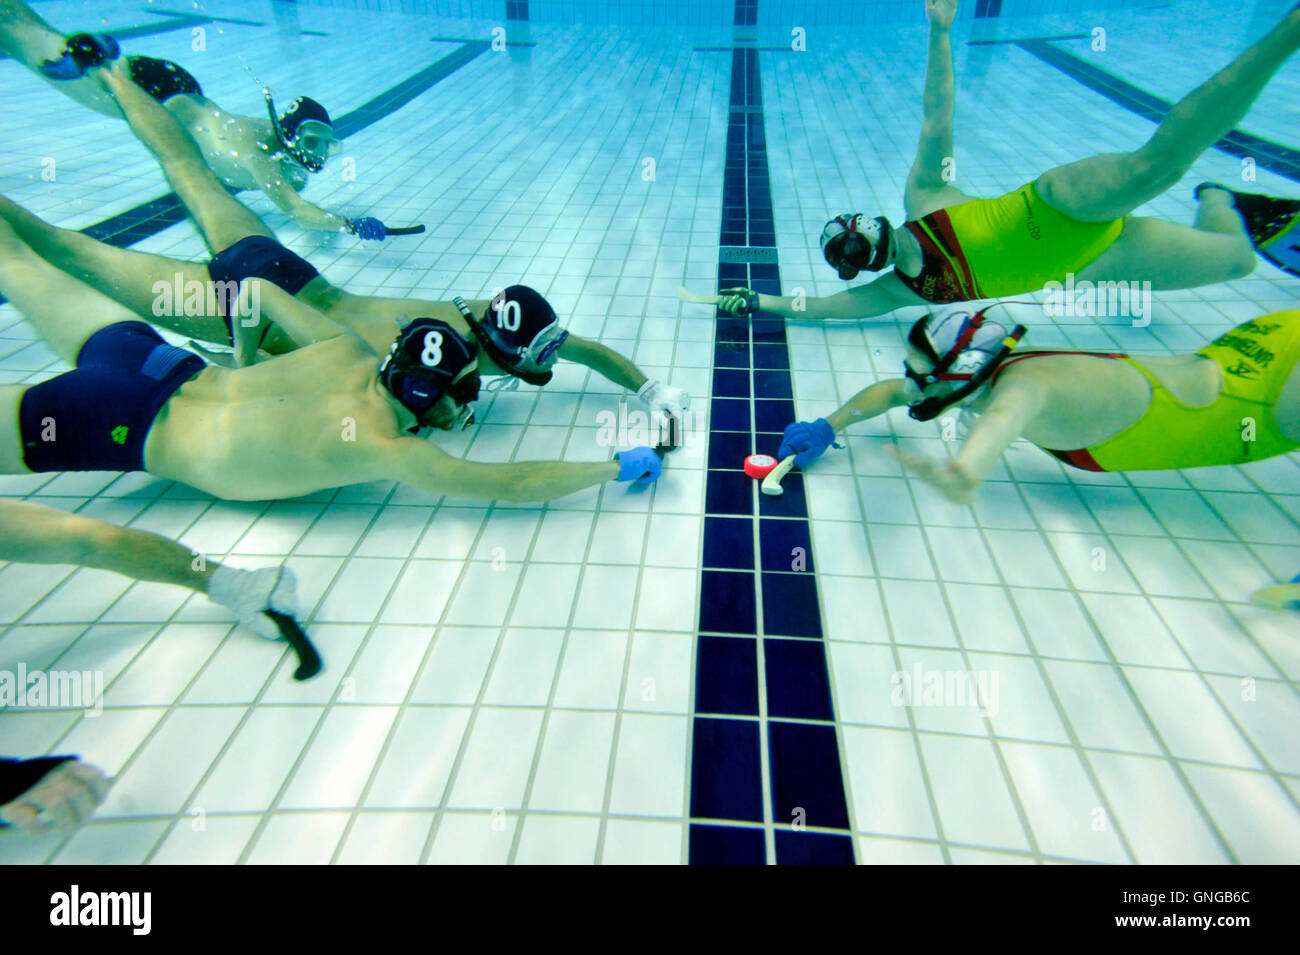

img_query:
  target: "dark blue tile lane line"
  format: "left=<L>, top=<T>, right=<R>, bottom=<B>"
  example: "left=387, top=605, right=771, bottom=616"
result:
left=0, top=42, right=490, bottom=307
left=1016, top=38, right=1300, bottom=184
left=689, top=20, right=854, bottom=864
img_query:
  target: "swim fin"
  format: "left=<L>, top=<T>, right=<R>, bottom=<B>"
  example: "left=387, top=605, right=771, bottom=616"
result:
left=1249, top=574, right=1300, bottom=613
left=1198, top=183, right=1300, bottom=278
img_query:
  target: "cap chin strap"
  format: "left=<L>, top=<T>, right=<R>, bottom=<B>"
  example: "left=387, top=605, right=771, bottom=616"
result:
left=907, top=324, right=1027, bottom=422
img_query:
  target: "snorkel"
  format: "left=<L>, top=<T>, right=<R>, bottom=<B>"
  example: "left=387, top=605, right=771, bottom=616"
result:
left=455, top=288, right=569, bottom=387
left=263, top=88, right=340, bottom=173
left=904, top=309, right=1027, bottom=422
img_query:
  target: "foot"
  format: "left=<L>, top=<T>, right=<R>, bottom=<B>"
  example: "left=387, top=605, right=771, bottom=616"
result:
left=37, top=32, right=119, bottom=80
left=1194, top=181, right=1232, bottom=201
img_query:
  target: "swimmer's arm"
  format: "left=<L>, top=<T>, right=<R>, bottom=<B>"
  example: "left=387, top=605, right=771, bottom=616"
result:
left=250, top=162, right=352, bottom=233
left=905, top=3, right=965, bottom=215
left=897, top=378, right=1045, bottom=504
left=756, top=275, right=912, bottom=320
left=825, top=379, right=910, bottom=432
left=558, top=334, right=646, bottom=390
left=236, top=280, right=372, bottom=359
left=0, top=498, right=215, bottom=592
left=384, top=439, right=620, bottom=503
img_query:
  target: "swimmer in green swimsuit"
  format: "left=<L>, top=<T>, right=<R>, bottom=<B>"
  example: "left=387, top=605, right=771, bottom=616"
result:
left=775, top=302, right=1300, bottom=506
left=698, top=0, right=1300, bottom=321
left=0, top=0, right=374, bottom=237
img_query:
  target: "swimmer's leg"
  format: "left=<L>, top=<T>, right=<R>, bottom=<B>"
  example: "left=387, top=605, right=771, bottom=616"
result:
left=0, top=194, right=230, bottom=344
left=301, top=289, right=465, bottom=348
left=0, top=0, right=122, bottom=117
left=95, top=61, right=273, bottom=254
left=1077, top=215, right=1256, bottom=290
left=1038, top=7, right=1300, bottom=222
left=0, top=217, right=143, bottom=363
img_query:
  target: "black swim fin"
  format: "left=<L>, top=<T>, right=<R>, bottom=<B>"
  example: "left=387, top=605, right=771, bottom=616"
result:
left=1199, top=183, right=1300, bottom=278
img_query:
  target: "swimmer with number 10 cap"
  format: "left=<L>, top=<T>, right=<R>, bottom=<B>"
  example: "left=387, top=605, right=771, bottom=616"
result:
left=0, top=214, right=665, bottom=509
left=775, top=302, right=1300, bottom=505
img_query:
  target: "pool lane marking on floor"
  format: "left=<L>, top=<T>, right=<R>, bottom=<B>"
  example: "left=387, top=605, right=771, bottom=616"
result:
left=0, top=41, right=490, bottom=307
left=689, top=24, right=856, bottom=865
left=986, top=35, right=1300, bottom=184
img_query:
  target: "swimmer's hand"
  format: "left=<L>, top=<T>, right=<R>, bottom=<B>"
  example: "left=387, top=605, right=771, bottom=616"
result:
left=888, top=445, right=977, bottom=505
left=779, top=419, right=841, bottom=469
left=208, top=565, right=301, bottom=640
left=926, top=0, right=958, bottom=30
left=348, top=217, right=389, bottom=241
left=0, top=759, right=112, bottom=837
left=614, top=447, right=663, bottom=486
left=637, top=379, right=692, bottom=421
left=718, top=287, right=760, bottom=318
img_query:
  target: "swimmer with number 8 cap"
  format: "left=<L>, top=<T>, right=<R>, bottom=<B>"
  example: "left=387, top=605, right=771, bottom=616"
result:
left=0, top=215, right=665, bottom=509
left=776, top=302, right=1300, bottom=506
left=687, top=1, right=1300, bottom=322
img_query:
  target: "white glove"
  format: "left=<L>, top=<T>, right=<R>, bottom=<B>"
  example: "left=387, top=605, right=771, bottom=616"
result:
left=207, top=564, right=300, bottom=641
left=637, top=378, right=692, bottom=420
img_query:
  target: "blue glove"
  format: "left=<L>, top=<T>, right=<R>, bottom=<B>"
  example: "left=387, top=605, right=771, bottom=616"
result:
left=778, top=418, right=842, bottom=469
left=349, top=217, right=388, bottom=241
left=614, top=447, right=663, bottom=485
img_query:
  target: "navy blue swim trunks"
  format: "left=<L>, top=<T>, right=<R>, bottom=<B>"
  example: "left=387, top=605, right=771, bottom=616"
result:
left=127, top=56, right=202, bottom=103
left=19, top=322, right=206, bottom=473
left=209, top=236, right=322, bottom=343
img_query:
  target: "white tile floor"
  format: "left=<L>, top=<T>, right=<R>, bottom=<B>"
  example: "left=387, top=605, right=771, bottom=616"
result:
left=1, top=0, right=1298, bottom=864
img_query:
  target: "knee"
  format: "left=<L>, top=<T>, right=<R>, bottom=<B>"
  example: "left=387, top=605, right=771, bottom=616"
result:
left=1128, top=153, right=1186, bottom=196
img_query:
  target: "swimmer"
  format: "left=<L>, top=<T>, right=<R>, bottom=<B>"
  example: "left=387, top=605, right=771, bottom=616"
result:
left=0, top=497, right=319, bottom=677
left=699, top=0, right=1300, bottom=321
left=776, top=302, right=1300, bottom=505
left=0, top=0, right=386, bottom=238
left=0, top=59, right=691, bottom=425
left=0, top=216, right=663, bottom=503
left=0, top=757, right=111, bottom=837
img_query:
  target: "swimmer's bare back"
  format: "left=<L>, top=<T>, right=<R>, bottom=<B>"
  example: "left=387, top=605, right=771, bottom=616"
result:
left=142, top=336, right=405, bottom=500
left=984, top=350, right=1300, bottom=450
left=164, top=96, right=308, bottom=193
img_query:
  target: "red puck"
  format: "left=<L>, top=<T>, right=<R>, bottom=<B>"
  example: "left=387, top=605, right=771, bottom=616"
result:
left=744, top=453, right=779, bottom=479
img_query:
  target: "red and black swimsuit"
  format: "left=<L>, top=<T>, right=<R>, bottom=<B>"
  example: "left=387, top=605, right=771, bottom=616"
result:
left=896, top=210, right=983, bottom=304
